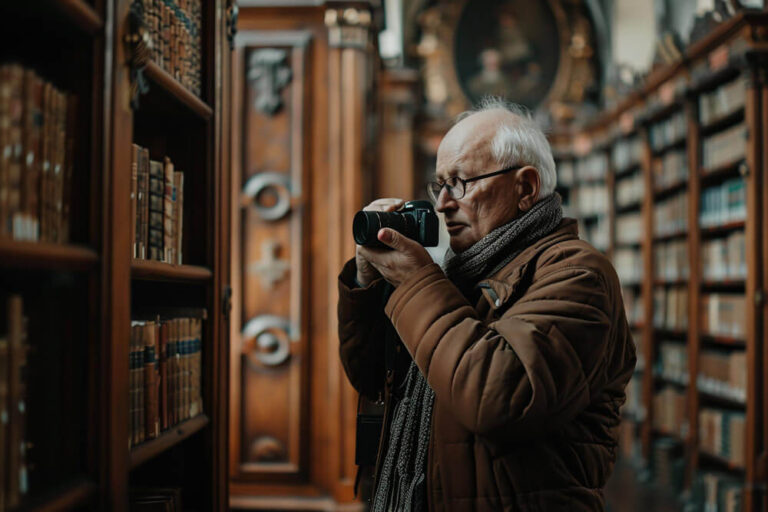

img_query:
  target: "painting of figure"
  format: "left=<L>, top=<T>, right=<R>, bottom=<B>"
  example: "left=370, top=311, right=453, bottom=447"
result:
left=455, top=0, right=561, bottom=109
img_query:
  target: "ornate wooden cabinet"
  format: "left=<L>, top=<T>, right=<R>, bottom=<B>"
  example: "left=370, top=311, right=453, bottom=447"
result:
left=229, top=2, right=381, bottom=509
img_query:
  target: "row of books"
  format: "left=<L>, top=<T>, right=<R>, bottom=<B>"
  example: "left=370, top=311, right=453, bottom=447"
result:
left=615, top=212, right=642, bottom=245
left=702, top=123, right=746, bottom=170
left=615, top=248, right=643, bottom=284
left=652, top=149, right=687, bottom=191
left=699, top=408, right=745, bottom=468
left=622, top=374, right=644, bottom=421
left=653, top=437, right=685, bottom=491
left=699, top=349, right=747, bottom=403
left=130, top=144, right=184, bottom=264
left=574, top=153, right=607, bottom=182
left=622, top=286, right=644, bottom=326
left=702, top=294, right=746, bottom=339
left=129, top=311, right=205, bottom=448
left=618, top=420, right=641, bottom=460
left=702, top=231, right=746, bottom=281
left=699, top=178, right=746, bottom=229
left=653, top=286, right=688, bottom=331
left=653, top=191, right=688, bottom=237
left=649, top=111, right=686, bottom=151
left=697, top=472, right=742, bottom=512
left=0, top=295, right=29, bottom=510
left=556, top=160, right=575, bottom=187
left=568, top=183, right=608, bottom=216
left=141, top=0, right=202, bottom=96
left=657, top=341, right=688, bottom=381
left=615, top=170, right=643, bottom=208
left=612, top=136, right=642, bottom=173
left=0, top=64, right=75, bottom=243
left=654, top=240, right=689, bottom=281
left=579, top=216, right=609, bottom=252
left=700, top=77, right=745, bottom=126
left=653, top=386, right=688, bottom=438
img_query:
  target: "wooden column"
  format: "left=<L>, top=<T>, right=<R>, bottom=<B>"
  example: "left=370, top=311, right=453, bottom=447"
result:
left=324, top=4, right=378, bottom=502
left=378, top=68, right=419, bottom=199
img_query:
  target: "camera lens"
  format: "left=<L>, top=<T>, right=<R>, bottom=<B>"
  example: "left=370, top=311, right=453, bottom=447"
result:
left=353, top=211, right=380, bottom=246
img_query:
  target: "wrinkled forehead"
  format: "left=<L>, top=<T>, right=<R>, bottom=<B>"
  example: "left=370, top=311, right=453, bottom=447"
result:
left=436, top=123, right=496, bottom=179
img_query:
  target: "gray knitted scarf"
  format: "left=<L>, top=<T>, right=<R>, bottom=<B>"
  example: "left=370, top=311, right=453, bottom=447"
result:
left=372, top=193, right=563, bottom=512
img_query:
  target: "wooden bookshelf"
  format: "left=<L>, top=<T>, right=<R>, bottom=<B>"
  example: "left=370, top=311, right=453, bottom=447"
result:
left=0, top=0, right=232, bottom=510
left=131, top=259, right=213, bottom=282
left=130, top=414, right=210, bottom=469
left=552, top=12, right=768, bottom=511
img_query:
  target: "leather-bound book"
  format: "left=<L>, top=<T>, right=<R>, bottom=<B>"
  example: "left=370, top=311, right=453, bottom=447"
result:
left=144, top=320, right=159, bottom=439
left=6, top=295, right=28, bottom=507
left=21, top=70, right=42, bottom=242
left=148, top=159, right=164, bottom=261
left=6, top=65, right=24, bottom=239
left=61, top=94, right=76, bottom=243
left=162, top=157, right=174, bottom=264
left=173, top=171, right=183, bottom=264
left=131, top=145, right=140, bottom=258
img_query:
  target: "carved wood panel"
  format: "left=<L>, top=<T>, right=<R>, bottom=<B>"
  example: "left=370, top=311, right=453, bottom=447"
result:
left=234, top=30, right=311, bottom=480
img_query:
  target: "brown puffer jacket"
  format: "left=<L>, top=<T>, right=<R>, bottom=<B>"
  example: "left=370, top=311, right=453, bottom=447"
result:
left=338, top=219, right=637, bottom=511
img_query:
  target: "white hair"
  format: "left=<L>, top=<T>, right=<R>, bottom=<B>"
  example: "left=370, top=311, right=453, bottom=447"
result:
left=455, top=97, right=557, bottom=198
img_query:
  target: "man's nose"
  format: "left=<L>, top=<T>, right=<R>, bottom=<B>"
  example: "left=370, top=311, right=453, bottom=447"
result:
left=435, top=186, right=456, bottom=212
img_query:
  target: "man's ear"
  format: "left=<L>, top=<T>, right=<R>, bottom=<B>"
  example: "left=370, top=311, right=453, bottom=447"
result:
left=517, top=166, right=540, bottom=212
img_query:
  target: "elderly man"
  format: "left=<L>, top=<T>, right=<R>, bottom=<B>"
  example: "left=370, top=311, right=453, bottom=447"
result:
left=337, top=99, right=636, bottom=512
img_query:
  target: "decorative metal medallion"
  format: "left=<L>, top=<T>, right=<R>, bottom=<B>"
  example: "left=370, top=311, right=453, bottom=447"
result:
left=247, top=48, right=292, bottom=116
left=241, top=314, right=294, bottom=368
left=243, top=171, right=292, bottom=221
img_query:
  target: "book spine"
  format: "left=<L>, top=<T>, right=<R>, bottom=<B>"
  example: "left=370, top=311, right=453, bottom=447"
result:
left=160, top=320, right=168, bottom=430
left=174, top=171, right=183, bottom=264
left=183, top=317, right=190, bottom=420
left=53, top=89, right=66, bottom=244
left=61, top=93, right=76, bottom=243
left=130, top=322, right=138, bottom=448
left=7, top=65, right=24, bottom=239
left=163, top=157, right=174, bottom=264
left=140, top=148, right=150, bottom=259
left=0, top=65, right=10, bottom=238
left=21, top=70, right=42, bottom=242
left=148, top=159, right=164, bottom=261
left=144, top=321, right=160, bottom=439
left=131, top=145, right=140, bottom=259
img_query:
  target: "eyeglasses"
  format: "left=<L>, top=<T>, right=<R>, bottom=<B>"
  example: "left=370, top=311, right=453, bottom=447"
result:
left=426, top=166, right=523, bottom=203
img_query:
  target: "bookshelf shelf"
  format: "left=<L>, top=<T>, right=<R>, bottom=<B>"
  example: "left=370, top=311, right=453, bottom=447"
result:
left=20, top=477, right=98, bottom=512
left=144, top=61, right=213, bottom=121
left=0, top=240, right=99, bottom=271
left=700, top=158, right=745, bottom=184
left=653, top=180, right=687, bottom=200
left=689, top=63, right=741, bottom=95
left=698, top=450, right=745, bottom=473
left=654, top=328, right=687, bottom=339
left=616, top=201, right=642, bottom=214
left=650, top=137, right=687, bottom=157
left=615, top=163, right=642, bottom=179
left=130, top=414, right=210, bottom=470
left=698, top=389, right=746, bottom=408
left=52, top=0, right=104, bottom=36
left=700, top=220, right=745, bottom=238
left=700, top=334, right=746, bottom=347
left=653, top=279, right=688, bottom=287
left=653, top=230, right=688, bottom=242
left=130, top=259, right=213, bottom=283
left=643, top=101, right=684, bottom=127
left=700, top=279, right=745, bottom=291
left=700, top=107, right=745, bottom=137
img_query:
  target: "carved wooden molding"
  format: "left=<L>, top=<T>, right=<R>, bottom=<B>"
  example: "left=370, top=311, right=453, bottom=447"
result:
left=247, top=48, right=292, bottom=115
left=325, top=7, right=372, bottom=49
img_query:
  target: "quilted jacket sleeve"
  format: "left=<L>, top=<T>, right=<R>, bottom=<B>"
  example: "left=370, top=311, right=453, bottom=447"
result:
left=384, top=261, right=617, bottom=442
left=337, top=258, right=389, bottom=402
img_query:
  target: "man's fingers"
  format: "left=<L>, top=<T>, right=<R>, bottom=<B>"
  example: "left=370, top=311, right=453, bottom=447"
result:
left=377, top=228, right=415, bottom=251
left=363, top=198, right=405, bottom=212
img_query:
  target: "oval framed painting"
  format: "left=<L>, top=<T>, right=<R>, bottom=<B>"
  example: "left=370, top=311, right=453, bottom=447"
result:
left=454, top=0, right=568, bottom=110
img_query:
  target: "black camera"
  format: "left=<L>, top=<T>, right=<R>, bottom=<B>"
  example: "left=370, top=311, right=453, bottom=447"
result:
left=352, top=200, right=439, bottom=248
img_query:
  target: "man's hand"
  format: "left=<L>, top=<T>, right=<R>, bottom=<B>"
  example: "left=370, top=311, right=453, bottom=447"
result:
left=358, top=228, right=434, bottom=288
left=355, top=198, right=405, bottom=286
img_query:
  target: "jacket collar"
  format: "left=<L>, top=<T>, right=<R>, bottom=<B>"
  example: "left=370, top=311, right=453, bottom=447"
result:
left=477, top=218, right=580, bottom=311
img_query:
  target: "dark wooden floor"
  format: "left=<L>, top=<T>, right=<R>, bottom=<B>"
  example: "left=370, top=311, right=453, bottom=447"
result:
left=605, top=461, right=684, bottom=512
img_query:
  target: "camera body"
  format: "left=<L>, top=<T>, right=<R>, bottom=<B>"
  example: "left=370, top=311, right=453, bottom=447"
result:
left=353, top=200, right=439, bottom=249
